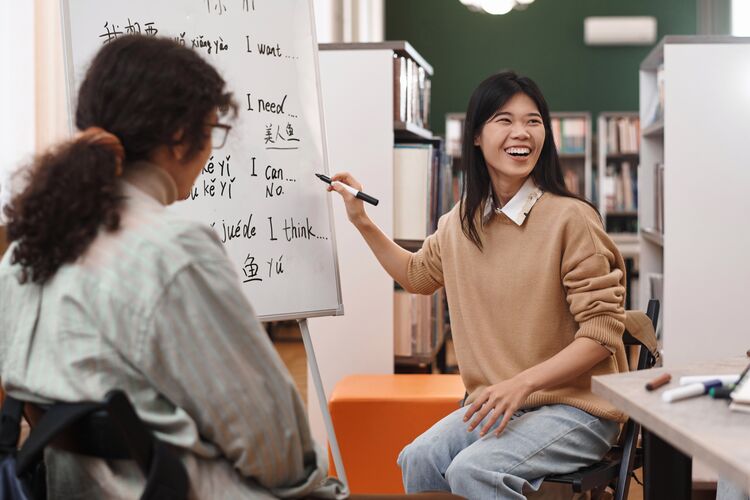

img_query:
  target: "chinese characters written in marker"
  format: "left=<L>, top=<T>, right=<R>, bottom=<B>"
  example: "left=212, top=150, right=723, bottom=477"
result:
left=264, top=122, right=300, bottom=151
left=208, top=0, right=256, bottom=15
left=99, top=19, right=158, bottom=43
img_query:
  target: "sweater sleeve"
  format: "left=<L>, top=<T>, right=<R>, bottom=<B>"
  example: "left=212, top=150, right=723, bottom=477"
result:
left=561, top=205, right=627, bottom=352
left=404, top=215, right=448, bottom=295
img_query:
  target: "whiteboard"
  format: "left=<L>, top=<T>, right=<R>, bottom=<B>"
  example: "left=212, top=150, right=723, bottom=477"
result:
left=60, top=0, right=343, bottom=321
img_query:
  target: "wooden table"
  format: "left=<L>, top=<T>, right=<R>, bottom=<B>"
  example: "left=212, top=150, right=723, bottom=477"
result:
left=592, top=356, right=750, bottom=499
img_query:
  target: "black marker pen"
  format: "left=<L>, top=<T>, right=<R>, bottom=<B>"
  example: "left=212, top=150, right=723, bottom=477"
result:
left=315, top=173, right=379, bottom=206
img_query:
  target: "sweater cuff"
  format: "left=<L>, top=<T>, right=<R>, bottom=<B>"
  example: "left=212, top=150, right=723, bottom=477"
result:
left=574, top=314, right=625, bottom=353
left=406, top=253, right=442, bottom=295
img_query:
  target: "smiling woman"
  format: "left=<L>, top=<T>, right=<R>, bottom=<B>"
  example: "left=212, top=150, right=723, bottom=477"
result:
left=328, top=71, right=630, bottom=498
left=459, top=72, right=599, bottom=250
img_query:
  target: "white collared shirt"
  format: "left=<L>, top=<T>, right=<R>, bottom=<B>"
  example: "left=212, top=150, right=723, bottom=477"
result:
left=482, top=176, right=544, bottom=226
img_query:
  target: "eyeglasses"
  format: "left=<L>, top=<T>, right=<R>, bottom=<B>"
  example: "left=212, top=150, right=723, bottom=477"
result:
left=208, top=123, right=232, bottom=149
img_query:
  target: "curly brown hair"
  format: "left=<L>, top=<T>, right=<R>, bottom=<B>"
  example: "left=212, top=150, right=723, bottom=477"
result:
left=4, top=35, right=236, bottom=283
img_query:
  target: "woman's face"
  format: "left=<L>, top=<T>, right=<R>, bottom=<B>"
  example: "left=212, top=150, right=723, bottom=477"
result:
left=474, top=92, right=545, bottom=185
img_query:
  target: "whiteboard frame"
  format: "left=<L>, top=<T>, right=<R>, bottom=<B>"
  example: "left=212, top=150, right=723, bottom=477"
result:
left=58, top=0, right=344, bottom=322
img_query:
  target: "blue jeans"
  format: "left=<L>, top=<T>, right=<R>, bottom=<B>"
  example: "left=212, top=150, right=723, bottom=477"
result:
left=397, top=404, right=619, bottom=499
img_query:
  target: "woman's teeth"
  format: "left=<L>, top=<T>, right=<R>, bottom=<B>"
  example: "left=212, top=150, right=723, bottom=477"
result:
left=505, top=147, right=531, bottom=157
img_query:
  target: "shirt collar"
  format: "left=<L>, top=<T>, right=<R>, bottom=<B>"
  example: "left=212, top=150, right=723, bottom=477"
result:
left=121, top=161, right=179, bottom=206
left=482, top=176, right=543, bottom=226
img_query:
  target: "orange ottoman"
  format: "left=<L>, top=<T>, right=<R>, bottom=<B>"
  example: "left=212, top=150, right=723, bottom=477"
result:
left=328, top=374, right=465, bottom=494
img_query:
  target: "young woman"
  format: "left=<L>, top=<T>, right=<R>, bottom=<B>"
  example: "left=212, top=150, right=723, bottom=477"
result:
left=0, top=36, right=341, bottom=499
left=329, top=72, right=627, bottom=498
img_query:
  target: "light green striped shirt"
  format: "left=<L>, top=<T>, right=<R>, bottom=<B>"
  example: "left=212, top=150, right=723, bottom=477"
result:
left=0, top=164, right=340, bottom=499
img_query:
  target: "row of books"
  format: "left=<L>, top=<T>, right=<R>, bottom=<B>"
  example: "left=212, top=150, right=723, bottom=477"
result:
left=551, top=117, right=587, bottom=154
left=604, top=117, right=640, bottom=154
left=602, top=162, right=638, bottom=213
left=393, top=142, right=455, bottom=241
left=393, top=55, right=432, bottom=130
left=394, top=288, right=446, bottom=358
left=653, top=162, right=665, bottom=233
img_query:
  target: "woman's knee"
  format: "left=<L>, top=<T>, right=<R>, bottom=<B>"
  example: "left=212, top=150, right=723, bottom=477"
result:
left=397, top=437, right=438, bottom=469
left=444, top=449, right=484, bottom=487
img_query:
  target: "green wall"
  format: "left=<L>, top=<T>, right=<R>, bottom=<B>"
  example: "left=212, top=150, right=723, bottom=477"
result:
left=386, top=0, right=697, bottom=135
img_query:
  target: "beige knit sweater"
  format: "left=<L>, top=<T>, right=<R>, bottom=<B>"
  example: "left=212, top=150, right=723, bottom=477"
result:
left=406, top=193, right=629, bottom=422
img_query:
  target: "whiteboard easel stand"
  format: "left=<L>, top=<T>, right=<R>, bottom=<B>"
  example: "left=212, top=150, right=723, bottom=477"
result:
left=299, top=319, right=348, bottom=489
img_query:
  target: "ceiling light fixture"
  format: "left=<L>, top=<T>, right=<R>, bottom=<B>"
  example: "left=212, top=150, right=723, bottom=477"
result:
left=480, top=0, right=515, bottom=15
left=459, top=0, right=535, bottom=15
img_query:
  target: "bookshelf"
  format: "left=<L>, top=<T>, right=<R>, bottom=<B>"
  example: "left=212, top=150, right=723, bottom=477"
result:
left=597, top=112, right=641, bottom=308
left=596, top=112, right=640, bottom=234
left=307, top=42, right=442, bottom=443
left=638, top=36, right=750, bottom=368
left=392, top=137, right=453, bottom=373
left=550, top=112, right=594, bottom=202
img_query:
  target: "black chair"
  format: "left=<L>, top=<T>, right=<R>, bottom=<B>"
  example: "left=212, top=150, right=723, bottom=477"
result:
left=2, top=390, right=188, bottom=500
left=544, top=299, right=660, bottom=500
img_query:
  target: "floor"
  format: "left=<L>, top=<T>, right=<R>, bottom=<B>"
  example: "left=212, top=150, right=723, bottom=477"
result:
left=270, top=325, right=715, bottom=500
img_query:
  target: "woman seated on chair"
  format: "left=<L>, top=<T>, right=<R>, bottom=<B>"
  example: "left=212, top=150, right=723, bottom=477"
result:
left=328, top=72, right=628, bottom=499
left=0, top=35, right=341, bottom=499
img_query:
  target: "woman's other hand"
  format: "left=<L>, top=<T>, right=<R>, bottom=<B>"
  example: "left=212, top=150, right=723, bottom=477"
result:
left=463, top=377, right=535, bottom=437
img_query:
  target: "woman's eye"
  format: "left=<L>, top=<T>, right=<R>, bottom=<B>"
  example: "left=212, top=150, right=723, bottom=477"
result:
left=529, top=120, right=542, bottom=125
left=497, top=118, right=511, bottom=124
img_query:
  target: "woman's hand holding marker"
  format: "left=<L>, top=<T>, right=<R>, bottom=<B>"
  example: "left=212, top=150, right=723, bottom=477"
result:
left=324, top=172, right=372, bottom=226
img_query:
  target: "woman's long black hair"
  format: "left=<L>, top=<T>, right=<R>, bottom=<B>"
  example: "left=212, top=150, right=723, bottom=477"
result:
left=4, top=35, right=236, bottom=284
left=459, top=71, right=598, bottom=250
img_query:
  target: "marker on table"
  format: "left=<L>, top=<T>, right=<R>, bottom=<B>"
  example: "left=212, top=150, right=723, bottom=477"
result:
left=645, top=373, right=671, bottom=391
left=678, top=374, right=739, bottom=386
left=316, top=173, right=379, bottom=206
left=661, top=379, right=722, bottom=403
left=709, top=386, right=735, bottom=399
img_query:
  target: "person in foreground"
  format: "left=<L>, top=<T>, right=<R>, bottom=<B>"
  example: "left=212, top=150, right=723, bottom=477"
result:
left=0, top=35, right=343, bottom=499
left=329, top=72, right=628, bottom=499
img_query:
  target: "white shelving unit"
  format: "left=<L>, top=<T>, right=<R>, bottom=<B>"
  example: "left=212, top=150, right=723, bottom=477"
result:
left=308, top=42, right=434, bottom=446
left=639, top=36, right=750, bottom=367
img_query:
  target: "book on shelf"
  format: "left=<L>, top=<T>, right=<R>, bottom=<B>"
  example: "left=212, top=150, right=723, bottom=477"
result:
left=654, top=162, right=664, bottom=233
left=393, top=55, right=407, bottom=124
left=603, top=162, right=638, bottom=213
left=606, top=117, right=640, bottom=154
left=394, top=288, right=445, bottom=358
left=551, top=117, right=586, bottom=154
left=393, top=54, right=431, bottom=130
left=394, top=143, right=432, bottom=240
left=394, top=142, right=454, bottom=241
